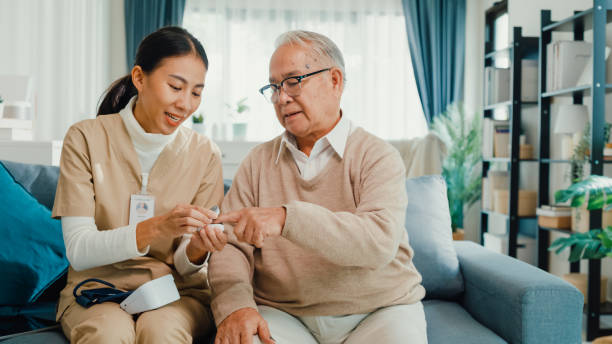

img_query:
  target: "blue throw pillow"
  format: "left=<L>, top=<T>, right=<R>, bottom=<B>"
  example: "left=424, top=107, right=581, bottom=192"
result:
left=0, top=162, right=68, bottom=305
left=405, top=175, right=464, bottom=299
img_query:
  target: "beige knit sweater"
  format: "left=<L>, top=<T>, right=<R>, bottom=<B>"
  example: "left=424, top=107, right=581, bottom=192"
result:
left=209, top=127, right=425, bottom=325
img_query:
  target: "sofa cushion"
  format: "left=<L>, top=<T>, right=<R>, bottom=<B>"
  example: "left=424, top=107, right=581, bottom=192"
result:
left=423, top=300, right=507, bottom=344
left=405, top=175, right=463, bottom=299
left=1, top=160, right=59, bottom=210
left=0, top=161, right=68, bottom=306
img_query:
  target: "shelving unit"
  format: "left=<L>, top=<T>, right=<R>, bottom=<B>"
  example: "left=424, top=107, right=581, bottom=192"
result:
left=536, top=2, right=611, bottom=340
left=480, top=0, right=539, bottom=258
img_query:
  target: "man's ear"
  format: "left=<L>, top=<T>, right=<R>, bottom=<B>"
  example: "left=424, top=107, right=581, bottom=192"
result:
left=330, top=67, right=344, bottom=95
left=131, top=66, right=145, bottom=93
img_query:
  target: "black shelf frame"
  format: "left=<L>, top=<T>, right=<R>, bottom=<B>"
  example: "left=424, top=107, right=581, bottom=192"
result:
left=480, top=19, right=539, bottom=258
left=537, top=2, right=611, bottom=340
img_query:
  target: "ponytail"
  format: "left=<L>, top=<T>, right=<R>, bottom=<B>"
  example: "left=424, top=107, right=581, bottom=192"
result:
left=97, top=75, right=137, bottom=116
left=97, top=26, right=208, bottom=116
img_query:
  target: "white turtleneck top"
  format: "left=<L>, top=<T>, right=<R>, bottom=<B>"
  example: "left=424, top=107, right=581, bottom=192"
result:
left=61, top=97, right=205, bottom=275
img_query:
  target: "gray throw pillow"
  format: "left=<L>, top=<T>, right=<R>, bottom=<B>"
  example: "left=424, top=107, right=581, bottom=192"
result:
left=405, top=174, right=464, bottom=299
left=1, top=160, right=59, bottom=210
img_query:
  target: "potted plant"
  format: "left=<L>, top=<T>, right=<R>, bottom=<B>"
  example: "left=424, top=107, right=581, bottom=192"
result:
left=0, top=94, right=4, bottom=118
left=549, top=175, right=612, bottom=261
left=431, top=104, right=482, bottom=240
left=567, top=122, right=612, bottom=231
left=192, top=113, right=205, bottom=135
left=226, top=97, right=250, bottom=141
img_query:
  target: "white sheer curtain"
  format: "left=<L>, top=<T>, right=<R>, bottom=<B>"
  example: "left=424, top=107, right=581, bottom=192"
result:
left=0, top=0, right=121, bottom=141
left=183, top=0, right=427, bottom=141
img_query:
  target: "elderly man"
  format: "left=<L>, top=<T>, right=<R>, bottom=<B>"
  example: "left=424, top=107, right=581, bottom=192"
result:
left=209, top=30, right=426, bottom=344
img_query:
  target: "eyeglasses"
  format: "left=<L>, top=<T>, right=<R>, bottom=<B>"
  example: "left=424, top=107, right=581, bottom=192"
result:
left=259, top=68, right=331, bottom=103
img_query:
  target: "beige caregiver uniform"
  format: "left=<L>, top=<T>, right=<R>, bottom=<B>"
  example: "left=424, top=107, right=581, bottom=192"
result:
left=51, top=113, right=224, bottom=343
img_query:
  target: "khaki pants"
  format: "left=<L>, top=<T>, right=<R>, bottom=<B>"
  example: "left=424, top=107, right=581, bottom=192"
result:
left=60, top=296, right=214, bottom=344
left=253, top=302, right=427, bottom=344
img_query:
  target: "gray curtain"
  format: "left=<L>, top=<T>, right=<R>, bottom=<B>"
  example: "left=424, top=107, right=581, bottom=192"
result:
left=124, top=0, right=187, bottom=68
left=402, top=0, right=466, bottom=124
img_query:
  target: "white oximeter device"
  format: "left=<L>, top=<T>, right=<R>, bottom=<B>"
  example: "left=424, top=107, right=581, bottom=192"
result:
left=120, top=274, right=180, bottom=314
left=208, top=205, right=225, bottom=232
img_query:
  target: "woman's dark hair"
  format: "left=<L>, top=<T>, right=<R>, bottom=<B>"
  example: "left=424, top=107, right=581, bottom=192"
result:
left=97, top=26, right=208, bottom=116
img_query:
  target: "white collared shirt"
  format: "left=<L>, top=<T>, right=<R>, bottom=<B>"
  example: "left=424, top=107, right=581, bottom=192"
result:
left=277, top=113, right=354, bottom=180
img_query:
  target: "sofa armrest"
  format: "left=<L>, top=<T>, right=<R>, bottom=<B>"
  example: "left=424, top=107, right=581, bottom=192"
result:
left=454, top=241, right=583, bottom=344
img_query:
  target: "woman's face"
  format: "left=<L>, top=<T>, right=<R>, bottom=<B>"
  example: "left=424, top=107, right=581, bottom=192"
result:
left=132, top=54, right=206, bottom=134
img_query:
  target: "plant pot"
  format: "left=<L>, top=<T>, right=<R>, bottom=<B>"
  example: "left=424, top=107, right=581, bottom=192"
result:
left=232, top=123, right=247, bottom=141
left=0, top=103, right=4, bottom=118
left=192, top=123, right=205, bottom=136
left=452, top=228, right=465, bottom=241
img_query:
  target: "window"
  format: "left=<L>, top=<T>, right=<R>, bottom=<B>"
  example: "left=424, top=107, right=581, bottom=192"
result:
left=183, top=0, right=427, bottom=141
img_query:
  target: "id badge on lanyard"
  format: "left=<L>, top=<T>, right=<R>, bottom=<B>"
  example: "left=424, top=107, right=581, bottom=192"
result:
left=129, top=173, right=155, bottom=226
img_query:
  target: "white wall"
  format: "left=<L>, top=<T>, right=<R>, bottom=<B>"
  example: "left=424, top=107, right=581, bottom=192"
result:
left=0, top=0, right=126, bottom=141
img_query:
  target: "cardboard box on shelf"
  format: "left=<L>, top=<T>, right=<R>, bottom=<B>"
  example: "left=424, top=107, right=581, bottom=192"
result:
left=519, top=144, right=533, bottom=159
left=563, top=273, right=607, bottom=304
left=494, top=189, right=537, bottom=216
left=494, top=127, right=510, bottom=157
left=538, top=216, right=571, bottom=229
left=484, top=171, right=509, bottom=210
left=537, top=205, right=571, bottom=229
left=571, top=206, right=612, bottom=233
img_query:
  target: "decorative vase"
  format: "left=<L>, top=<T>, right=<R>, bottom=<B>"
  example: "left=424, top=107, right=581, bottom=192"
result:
left=232, top=123, right=247, bottom=141
left=0, top=102, right=4, bottom=118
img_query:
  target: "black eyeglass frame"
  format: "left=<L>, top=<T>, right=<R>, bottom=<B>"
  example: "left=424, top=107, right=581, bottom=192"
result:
left=258, top=68, right=331, bottom=101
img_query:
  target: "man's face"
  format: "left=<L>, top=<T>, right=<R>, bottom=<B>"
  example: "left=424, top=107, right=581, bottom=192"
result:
left=268, top=44, right=342, bottom=141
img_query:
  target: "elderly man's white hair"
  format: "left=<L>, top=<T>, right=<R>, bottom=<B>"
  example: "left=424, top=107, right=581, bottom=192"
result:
left=275, top=30, right=346, bottom=83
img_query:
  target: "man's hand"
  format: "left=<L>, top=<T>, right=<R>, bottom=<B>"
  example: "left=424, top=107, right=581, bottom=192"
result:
left=215, top=308, right=274, bottom=344
left=214, top=207, right=286, bottom=248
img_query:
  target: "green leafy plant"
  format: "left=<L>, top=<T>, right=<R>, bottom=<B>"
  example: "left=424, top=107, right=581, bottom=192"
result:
left=431, top=104, right=482, bottom=231
left=549, top=175, right=612, bottom=261
left=569, top=122, right=612, bottom=183
left=569, top=122, right=590, bottom=183
left=192, top=113, right=204, bottom=124
left=226, top=97, right=250, bottom=121
left=0, top=94, right=3, bottom=103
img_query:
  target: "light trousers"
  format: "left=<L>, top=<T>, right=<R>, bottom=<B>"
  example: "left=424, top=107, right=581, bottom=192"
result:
left=60, top=295, right=214, bottom=344
left=253, top=302, right=427, bottom=344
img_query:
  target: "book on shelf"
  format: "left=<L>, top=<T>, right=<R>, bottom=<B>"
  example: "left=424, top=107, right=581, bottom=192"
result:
left=482, top=119, right=510, bottom=159
left=521, top=59, right=538, bottom=102
left=536, top=205, right=572, bottom=217
left=484, top=67, right=510, bottom=105
left=546, top=40, right=592, bottom=92
left=482, top=171, right=509, bottom=210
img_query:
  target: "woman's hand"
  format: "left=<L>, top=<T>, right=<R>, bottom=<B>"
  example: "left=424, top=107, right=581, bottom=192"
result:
left=185, top=223, right=228, bottom=264
left=136, top=204, right=216, bottom=251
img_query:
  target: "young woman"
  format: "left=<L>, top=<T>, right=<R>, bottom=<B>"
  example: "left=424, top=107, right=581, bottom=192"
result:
left=51, top=26, right=226, bottom=343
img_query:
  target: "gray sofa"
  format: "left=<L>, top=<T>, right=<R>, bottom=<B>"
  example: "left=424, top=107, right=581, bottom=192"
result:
left=0, top=161, right=583, bottom=343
